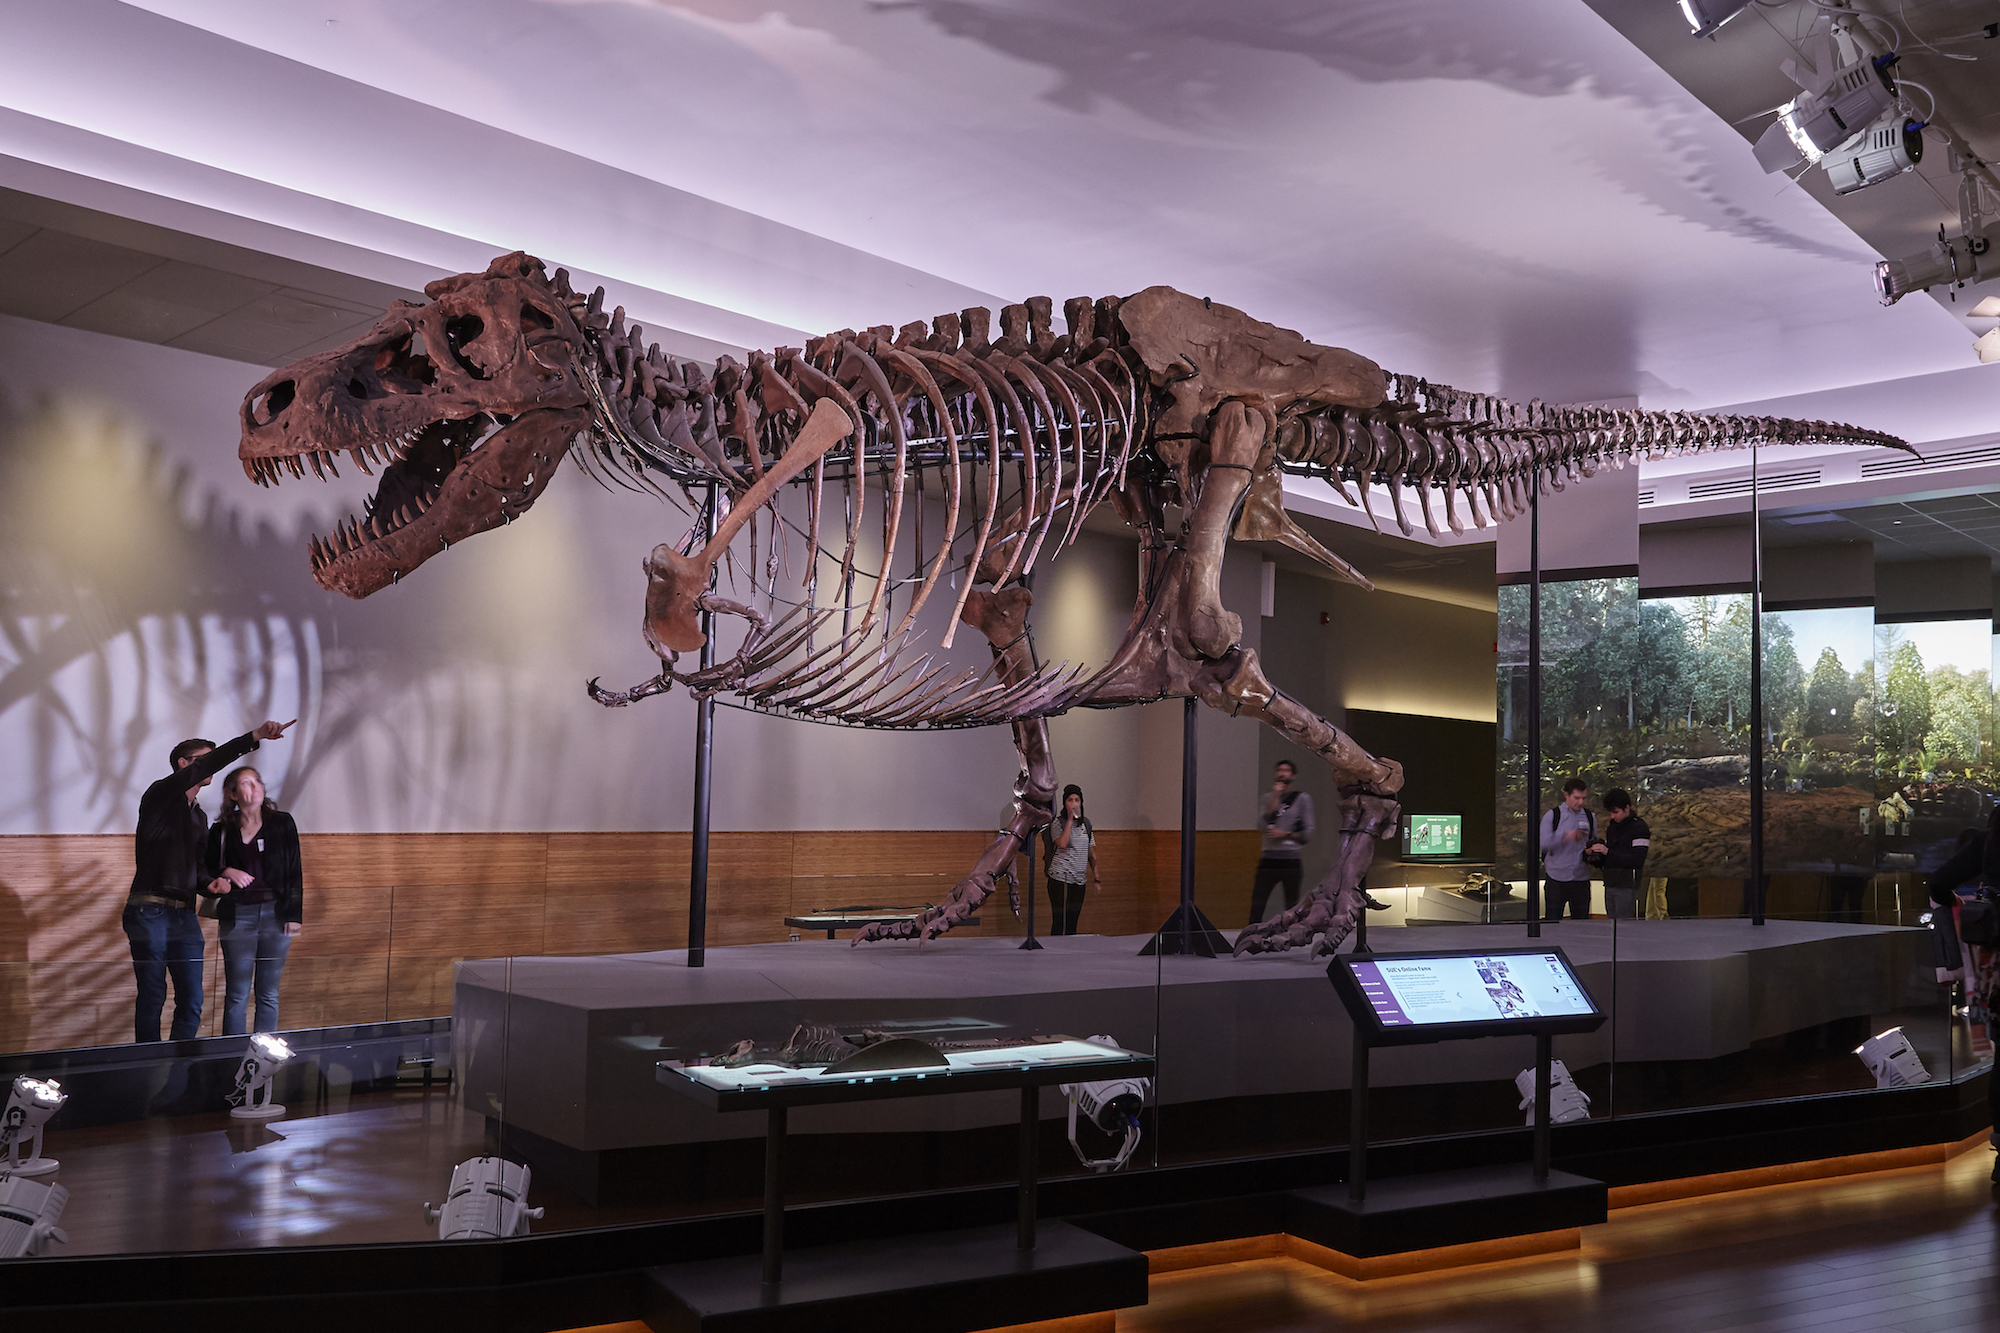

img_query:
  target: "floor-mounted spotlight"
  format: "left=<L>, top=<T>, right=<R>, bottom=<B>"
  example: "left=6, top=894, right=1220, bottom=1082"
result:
left=227, top=1034, right=294, bottom=1121
left=1678, top=0, right=1753, bottom=40
left=0, top=1173, right=69, bottom=1258
left=425, top=1157, right=544, bottom=1240
left=1, top=1076, right=66, bottom=1175
left=1516, top=1059, right=1593, bottom=1124
left=1058, top=1036, right=1150, bottom=1173
left=1855, top=1027, right=1931, bottom=1087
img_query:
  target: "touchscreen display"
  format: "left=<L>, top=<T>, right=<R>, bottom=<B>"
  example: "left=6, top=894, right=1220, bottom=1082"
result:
left=1401, top=813, right=1463, bottom=857
left=1349, top=952, right=1594, bottom=1027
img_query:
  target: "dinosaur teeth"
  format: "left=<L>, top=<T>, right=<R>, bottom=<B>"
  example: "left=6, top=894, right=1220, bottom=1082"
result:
left=307, top=452, right=327, bottom=481
left=350, top=447, right=373, bottom=476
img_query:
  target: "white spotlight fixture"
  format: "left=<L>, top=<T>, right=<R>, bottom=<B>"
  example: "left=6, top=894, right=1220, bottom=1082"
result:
left=1058, top=1036, right=1150, bottom=1173
left=1875, top=224, right=2000, bottom=304
left=1824, top=112, right=1926, bottom=195
left=1, top=1076, right=66, bottom=1176
left=227, top=1034, right=294, bottom=1120
left=1975, top=328, right=2000, bottom=364
left=1970, top=296, right=2000, bottom=318
left=1516, top=1059, right=1593, bottom=1125
left=1678, top=0, right=1753, bottom=40
left=425, top=1157, right=544, bottom=1239
left=1854, top=1027, right=1931, bottom=1087
left=1754, top=48, right=1901, bottom=171
left=0, top=1173, right=69, bottom=1258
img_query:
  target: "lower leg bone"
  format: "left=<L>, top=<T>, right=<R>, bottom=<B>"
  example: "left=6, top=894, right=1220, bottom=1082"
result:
left=853, top=586, right=1056, bottom=943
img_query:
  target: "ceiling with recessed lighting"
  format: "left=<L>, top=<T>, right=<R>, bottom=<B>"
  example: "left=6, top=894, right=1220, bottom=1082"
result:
left=0, top=2, right=1993, bottom=402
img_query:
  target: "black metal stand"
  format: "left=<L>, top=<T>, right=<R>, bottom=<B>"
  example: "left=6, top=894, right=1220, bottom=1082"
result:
left=1020, top=835, right=1044, bottom=951
left=761, top=1105, right=785, bottom=1285
left=1348, top=1038, right=1369, bottom=1203
left=1533, top=1032, right=1552, bottom=1182
left=1142, top=697, right=1228, bottom=956
left=1750, top=440, right=1766, bottom=927
left=1018, top=1086, right=1039, bottom=1249
left=1527, top=470, right=1542, bottom=939
left=688, top=481, right=718, bottom=969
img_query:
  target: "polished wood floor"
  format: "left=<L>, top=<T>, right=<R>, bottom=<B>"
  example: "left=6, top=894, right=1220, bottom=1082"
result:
left=569, top=1142, right=2000, bottom=1333
left=1125, top=1148, right=2000, bottom=1333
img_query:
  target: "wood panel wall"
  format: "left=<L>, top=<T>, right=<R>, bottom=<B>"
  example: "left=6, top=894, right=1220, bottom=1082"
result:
left=0, top=829, right=1261, bottom=1054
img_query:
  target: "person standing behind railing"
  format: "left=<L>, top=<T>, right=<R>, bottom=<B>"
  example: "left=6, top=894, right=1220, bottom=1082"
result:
left=206, top=766, right=305, bottom=1035
left=1587, top=788, right=1650, bottom=920
left=1248, top=761, right=1314, bottom=925
left=125, top=719, right=294, bottom=1043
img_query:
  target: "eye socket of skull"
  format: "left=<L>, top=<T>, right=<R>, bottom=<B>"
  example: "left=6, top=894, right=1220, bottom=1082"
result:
left=444, top=314, right=490, bottom=380
left=248, top=380, right=295, bottom=427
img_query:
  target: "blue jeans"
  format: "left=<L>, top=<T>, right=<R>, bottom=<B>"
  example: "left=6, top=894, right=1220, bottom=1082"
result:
left=123, top=902, right=204, bottom=1042
left=219, top=900, right=294, bottom=1035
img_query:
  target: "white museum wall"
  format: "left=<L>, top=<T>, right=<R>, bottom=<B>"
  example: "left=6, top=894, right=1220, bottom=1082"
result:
left=0, top=313, right=1258, bottom=834
left=1252, top=564, right=1499, bottom=898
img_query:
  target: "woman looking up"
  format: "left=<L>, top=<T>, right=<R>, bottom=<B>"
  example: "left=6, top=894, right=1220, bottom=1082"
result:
left=1044, top=784, right=1102, bottom=936
left=204, top=767, right=304, bottom=1035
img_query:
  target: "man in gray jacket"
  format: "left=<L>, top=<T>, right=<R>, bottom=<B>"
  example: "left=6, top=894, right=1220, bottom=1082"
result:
left=1248, top=761, right=1314, bottom=924
left=1540, top=777, right=1596, bottom=922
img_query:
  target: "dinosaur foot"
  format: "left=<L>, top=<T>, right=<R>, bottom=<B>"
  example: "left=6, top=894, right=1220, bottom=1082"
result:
left=850, top=870, right=995, bottom=945
left=586, top=673, right=673, bottom=707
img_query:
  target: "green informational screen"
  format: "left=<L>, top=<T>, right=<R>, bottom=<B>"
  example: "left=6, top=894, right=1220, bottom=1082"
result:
left=1402, top=813, right=1463, bottom=858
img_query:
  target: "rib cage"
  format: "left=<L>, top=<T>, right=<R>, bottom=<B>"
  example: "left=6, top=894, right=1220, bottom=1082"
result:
left=545, top=269, right=1907, bottom=729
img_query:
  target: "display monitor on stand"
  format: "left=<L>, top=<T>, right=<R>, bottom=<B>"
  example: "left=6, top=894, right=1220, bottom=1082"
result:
left=1399, top=812, right=1464, bottom=860
left=1285, top=946, right=1609, bottom=1263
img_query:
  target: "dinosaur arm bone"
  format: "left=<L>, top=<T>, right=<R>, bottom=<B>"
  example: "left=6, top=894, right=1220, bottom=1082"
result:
left=643, top=398, right=853, bottom=655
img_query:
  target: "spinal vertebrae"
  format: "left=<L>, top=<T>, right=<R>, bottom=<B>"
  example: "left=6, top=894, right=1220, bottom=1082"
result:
left=236, top=252, right=1907, bottom=949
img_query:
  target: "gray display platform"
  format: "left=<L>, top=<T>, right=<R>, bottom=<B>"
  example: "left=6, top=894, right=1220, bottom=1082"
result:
left=453, top=919, right=1928, bottom=1160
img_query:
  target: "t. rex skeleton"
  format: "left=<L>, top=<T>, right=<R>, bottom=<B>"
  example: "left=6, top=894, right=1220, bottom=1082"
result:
left=236, top=253, right=1906, bottom=956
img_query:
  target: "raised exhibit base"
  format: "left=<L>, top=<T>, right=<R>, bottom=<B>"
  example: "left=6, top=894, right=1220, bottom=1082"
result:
left=454, top=919, right=1929, bottom=1185
left=640, top=1220, right=1147, bottom=1333
left=1285, top=1163, right=1607, bottom=1258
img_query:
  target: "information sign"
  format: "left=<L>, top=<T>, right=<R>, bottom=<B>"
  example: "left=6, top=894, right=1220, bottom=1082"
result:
left=1328, top=947, right=1605, bottom=1046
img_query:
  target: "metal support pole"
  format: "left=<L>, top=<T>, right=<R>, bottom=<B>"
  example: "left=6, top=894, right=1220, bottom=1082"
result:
left=1180, top=695, right=1197, bottom=953
left=761, top=1104, right=786, bottom=1285
left=688, top=481, right=717, bottom=968
left=1348, top=1036, right=1369, bottom=1203
left=1020, top=825, right=1043, bottom=950
left=1533, top=1032, right=1552, bottom=1182
left=1527, top=470, right=1543, bottom=939
left=1018, top=1084, right=1039, bottom=1249
left=1750, top=442, right=1766, bottom=926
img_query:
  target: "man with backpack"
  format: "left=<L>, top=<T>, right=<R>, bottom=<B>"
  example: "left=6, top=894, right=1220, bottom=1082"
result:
left=1540, top=777, right=1595, bottom=922
left=1588, top=788, right=1650, bottom=920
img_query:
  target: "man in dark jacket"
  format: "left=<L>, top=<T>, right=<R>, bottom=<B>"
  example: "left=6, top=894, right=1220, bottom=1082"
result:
left=125, top=719, right=292, bottom=1042
left=1587, top=788, right=1650, bottom=920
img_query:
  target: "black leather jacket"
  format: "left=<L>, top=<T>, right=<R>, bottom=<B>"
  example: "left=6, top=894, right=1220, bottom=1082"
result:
left=1597, top=813, right=1651, bottom=887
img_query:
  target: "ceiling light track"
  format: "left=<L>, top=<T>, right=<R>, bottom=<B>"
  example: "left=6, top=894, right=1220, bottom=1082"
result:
left=1686, top=0, right=2000, bottom=359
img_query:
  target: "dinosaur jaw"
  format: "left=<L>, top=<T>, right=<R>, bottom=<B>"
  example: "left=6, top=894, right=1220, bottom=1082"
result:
left=244, top=404, right=590, bottom=599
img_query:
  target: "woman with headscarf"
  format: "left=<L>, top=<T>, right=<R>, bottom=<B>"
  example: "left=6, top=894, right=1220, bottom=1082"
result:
left=1042, top=784, right=1101, bottom=936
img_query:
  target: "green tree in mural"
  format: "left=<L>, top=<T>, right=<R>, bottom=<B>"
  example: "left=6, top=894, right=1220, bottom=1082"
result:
left=1607, top=600, right=1691, bottom=729
left=1878, top=639, right=1932, bottom=759
left=1762, top=615, right=1805, bottom=739
left=1925, top=665, right=1993, bottom=766
left=1805, top=647, right=1859, bottom=735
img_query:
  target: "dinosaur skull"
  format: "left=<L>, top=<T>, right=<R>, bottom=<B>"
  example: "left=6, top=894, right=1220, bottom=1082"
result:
left=238, top=252, right=593, bottom=598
